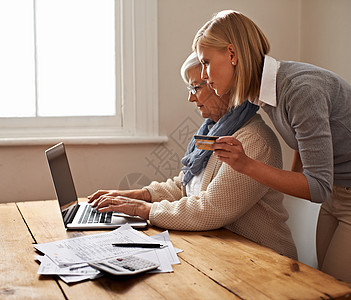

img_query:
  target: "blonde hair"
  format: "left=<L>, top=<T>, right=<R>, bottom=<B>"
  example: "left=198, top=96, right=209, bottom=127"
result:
left=192, top=10, right=270, bottom=107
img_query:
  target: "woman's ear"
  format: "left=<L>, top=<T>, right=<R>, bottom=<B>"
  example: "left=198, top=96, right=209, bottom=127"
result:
left=227, top=44, right=237, bottom=66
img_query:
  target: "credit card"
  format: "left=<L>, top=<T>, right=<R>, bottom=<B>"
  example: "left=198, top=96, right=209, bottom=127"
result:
left=194, top=135, right=219, bottom=150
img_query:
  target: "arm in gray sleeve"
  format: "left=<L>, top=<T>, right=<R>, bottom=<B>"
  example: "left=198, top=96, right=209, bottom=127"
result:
left=286, top=85, right=333, bottom=202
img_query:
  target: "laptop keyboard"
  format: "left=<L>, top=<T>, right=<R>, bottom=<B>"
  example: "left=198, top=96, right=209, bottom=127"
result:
left=78, top=205, right=113, bottom=224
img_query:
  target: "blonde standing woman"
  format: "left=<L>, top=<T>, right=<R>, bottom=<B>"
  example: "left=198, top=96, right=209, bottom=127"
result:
left=192, top=10, right=351, bottom=282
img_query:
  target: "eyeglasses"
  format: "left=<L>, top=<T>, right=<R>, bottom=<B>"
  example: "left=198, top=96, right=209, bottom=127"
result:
left=187, top=81, right=206, bottom=95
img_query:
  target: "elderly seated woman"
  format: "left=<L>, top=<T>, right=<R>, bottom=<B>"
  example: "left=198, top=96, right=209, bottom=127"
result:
left=88, top=52, right=297, bottom=259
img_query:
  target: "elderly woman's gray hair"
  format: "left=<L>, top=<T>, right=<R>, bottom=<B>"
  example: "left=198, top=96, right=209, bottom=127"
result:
left=180, top=52, right=202, bottom=84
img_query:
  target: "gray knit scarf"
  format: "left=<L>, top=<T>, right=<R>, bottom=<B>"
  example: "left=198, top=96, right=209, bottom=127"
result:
left=181, top=100, right=259, bottom=186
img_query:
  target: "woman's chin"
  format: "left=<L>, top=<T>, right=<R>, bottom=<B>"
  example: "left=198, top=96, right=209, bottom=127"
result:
left=214, top=88, right=223, bottom=97
left=214, top=88, right=230, bottom=98
left=199, top=111, right=208, bottom=119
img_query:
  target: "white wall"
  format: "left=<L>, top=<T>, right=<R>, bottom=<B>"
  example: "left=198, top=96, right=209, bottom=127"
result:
left=300, top=0, right=351, bottom=83
left=1, top=0, right=350, bottom=268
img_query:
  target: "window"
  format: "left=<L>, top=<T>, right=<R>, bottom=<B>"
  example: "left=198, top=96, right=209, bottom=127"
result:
left=0, top=0, right=164, bottom=145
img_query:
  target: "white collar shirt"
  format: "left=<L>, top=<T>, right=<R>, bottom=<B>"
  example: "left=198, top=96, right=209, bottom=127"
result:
left=251, top=55, right=280, bottom=107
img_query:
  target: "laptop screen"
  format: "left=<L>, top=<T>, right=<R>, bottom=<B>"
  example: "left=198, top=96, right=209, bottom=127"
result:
left=45, top=143, right=78, bottom=213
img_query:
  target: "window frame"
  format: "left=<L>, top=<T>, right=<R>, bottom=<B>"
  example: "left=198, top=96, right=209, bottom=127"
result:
left=0, top=0, right=166, bottom=145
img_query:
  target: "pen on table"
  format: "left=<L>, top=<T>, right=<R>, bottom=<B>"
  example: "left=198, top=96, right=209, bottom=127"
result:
left=69, top=264, right=91, bottom=271
left=112, top=243, right=164, bottom=248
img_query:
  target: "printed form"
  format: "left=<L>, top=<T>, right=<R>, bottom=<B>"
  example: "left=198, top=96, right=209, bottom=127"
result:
left=34, top=224, right=182, bottom=283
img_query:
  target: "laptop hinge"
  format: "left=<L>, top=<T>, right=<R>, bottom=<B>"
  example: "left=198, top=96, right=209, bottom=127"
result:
left=64, top=203, right=80, bottom=225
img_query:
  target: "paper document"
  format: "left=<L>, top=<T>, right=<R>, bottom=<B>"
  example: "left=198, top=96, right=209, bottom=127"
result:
left=35, top=255, right=99, bottom=276
left=35, top=224, right=161, bottom=266
left=34, top=224, right=182, bottom=283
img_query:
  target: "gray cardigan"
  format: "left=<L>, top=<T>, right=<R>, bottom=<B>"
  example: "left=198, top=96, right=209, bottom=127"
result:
left=263, top=61, right=351, bottom=203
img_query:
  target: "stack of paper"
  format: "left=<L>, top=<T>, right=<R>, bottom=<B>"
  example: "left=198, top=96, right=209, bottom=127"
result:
left=34, top=224, right=182, bottom=283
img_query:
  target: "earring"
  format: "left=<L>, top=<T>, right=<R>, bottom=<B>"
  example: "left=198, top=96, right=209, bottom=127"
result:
left=232, top=62, right=235, bottom=66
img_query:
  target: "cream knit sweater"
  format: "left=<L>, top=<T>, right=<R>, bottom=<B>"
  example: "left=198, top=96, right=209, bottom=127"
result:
left=146, top=114, right=297, bottom=259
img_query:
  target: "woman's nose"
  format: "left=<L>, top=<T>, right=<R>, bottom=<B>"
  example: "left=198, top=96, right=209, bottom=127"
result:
left=201, top=67, right=208, bottom=81
left=188, top=92, right=197, bottom=103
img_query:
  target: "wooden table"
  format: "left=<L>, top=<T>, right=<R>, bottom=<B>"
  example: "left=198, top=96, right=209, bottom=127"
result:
left=1, top=200, right=351, bottom=300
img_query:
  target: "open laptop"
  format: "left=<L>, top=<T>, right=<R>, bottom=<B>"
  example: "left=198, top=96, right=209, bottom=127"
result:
left=45, top=142, right=148, bottom=230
